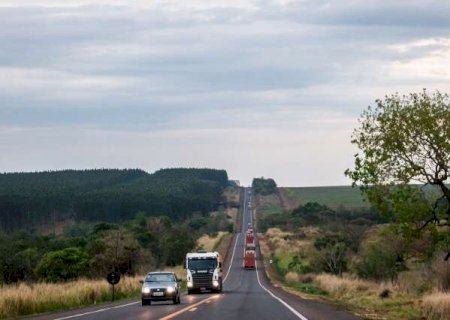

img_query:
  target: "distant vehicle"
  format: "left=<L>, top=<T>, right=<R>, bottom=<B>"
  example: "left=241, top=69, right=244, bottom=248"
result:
left=185, top=251, right=223, bottom=294
left=244, top=249, right=256, bottom=269
left=141, top=271, right=181, bottom=306
left=245, top=231, right=255, bottom=249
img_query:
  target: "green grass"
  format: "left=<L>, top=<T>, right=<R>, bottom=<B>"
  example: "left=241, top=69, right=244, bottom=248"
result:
left=257, top=193, right=283, bottom=215
left=282, top=186, right=368, bottom=209
left=292, top=282, right=328, bottom=296
left=344, top=295, right=421, bottom=320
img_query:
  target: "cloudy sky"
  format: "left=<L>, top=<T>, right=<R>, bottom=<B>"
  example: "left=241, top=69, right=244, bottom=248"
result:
left=1, top=0, right=449, bottom=186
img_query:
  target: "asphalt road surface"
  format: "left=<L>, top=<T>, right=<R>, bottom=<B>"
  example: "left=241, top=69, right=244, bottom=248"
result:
left=30, top=187, right=360, bottom=320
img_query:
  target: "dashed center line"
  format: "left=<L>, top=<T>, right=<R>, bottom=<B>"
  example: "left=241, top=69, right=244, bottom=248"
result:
left=160, top=295, right=221, bottom=320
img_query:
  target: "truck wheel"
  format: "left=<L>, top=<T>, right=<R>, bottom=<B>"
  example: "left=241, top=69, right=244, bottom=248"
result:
left=187, top=289, right=194, bottom=295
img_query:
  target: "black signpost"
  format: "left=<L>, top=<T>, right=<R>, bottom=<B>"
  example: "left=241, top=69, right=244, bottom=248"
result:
left=107, top=272, right=121, bottom=301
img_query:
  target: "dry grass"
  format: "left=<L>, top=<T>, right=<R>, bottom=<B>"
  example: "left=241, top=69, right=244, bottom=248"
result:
left=264, top=228, right=313, bottom=258
left=313, top=274, right=421, bottom=320
left=422, top=292, right=450, bottom=320
left=285, top=272, right=300, bottom=284
left=258, top=235, right=271, bottom=257
left=161, top=266, right=185, bottom=281
left=226, top=208, right=238, bottom=225
left=314, top=274, right=377, bottom=299
left=265, top=227, right=292, bottom=238
left=0, top=276, right=142, bottom=319
left=197, top=231, right=228, bottom=252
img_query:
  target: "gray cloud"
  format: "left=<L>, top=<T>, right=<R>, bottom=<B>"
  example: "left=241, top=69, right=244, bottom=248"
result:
left=1, top=0, right=449, bottom=185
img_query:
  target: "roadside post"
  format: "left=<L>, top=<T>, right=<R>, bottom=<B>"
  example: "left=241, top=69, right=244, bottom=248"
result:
left=107, top=271, right=121, bottom=302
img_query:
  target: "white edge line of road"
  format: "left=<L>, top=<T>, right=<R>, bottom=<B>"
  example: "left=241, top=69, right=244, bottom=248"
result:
left=255, top=261, right=308, bottom=320
left=250, top=187, right=309, bottom=320
left=223, top=229, right=240, bottom=283
left=53, top=301, right=139, bottom=320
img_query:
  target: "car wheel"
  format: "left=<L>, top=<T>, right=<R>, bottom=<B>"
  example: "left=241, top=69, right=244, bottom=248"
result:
left=142, top=299, right=149, bottom=306
left=172, top=296, right=177, bottom=304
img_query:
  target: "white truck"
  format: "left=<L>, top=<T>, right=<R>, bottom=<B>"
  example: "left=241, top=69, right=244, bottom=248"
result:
left=185, top=251, right=223, bottom=294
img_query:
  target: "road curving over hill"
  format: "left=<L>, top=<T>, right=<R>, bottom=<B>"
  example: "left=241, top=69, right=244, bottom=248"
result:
left=30, top=187, right=360, bottom=320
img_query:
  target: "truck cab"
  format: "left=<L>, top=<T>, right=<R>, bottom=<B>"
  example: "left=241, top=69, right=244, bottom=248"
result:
left=185, top=251, right=223, bottom=294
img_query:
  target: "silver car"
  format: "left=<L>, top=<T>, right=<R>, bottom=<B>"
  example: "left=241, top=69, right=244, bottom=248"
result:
left=141, top=272, right=181, bottom=305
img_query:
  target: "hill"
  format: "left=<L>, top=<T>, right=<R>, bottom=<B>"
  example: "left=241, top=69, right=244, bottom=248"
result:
left=280, top=186, right=368, bottom=210
left=255, top=185, right=368, bottom=218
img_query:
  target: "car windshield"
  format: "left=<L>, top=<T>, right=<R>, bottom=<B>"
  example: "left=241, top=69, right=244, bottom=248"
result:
left=187, top=258, right=217, bottom=270
left=145, top=273, right=176, bottom=282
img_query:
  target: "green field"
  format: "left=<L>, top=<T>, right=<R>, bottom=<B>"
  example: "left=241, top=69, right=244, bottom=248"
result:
left=281, top=186, right=368, bottom=209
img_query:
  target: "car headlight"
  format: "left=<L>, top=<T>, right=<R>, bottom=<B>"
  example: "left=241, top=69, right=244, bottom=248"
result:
left=213, top=280, right=219, bottom=287
left=187, top=281, right=193, bottom=288
left=142, top=287, right=151, bottom=294
left=166, top=286, right=175, bottom=294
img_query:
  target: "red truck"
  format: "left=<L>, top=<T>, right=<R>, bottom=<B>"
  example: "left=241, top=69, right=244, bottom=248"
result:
left=243, top=250, right=256, bottom=269
left=245, top=232, right=254, bottom=247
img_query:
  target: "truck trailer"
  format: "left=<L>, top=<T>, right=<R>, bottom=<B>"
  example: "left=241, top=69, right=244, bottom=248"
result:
left=243, top=249, right=256, bottom=269
left=245, top=232, right=255, bottom=250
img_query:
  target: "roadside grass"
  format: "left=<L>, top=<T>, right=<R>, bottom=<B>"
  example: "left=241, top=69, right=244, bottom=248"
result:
left=257, top=193, right=283, bottom=216
left=260, top=230, right=424, bottom=320
left=197, top=231, right=229, bottom=252
left=226, top=208, right=239, bottom=231
left=281, top=186, right=368, bottom=209
left=0, top=276, right=142, bottom=319
left=0, top=231, right=232, bottom=319
left=291, top=281, right=328, bottom=296
left=422, top=292, right=450, bottom=320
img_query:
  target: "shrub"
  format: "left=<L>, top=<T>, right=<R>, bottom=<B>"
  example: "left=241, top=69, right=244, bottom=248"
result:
left=353, top=242, right=405, bottom=282
left=36, top=247, right=90, bottom=282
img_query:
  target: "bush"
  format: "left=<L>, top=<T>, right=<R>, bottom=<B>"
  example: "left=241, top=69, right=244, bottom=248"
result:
left=36, top=247, right=90, bottom=282
left=353, top=242, right=405, bottom=282
left=252, top=178, right=277, bottom=195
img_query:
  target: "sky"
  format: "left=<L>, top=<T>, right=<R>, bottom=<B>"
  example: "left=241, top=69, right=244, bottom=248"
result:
left=1, top=0, right=450, bottom=186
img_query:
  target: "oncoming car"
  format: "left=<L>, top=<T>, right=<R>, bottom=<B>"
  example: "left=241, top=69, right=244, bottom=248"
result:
left=141, top=272, right=181, bottom=305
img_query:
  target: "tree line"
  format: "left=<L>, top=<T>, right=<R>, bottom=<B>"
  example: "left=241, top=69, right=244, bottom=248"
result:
left=0, top=168, right=229, bottom=231
left=0, top=208, right=234, bottom=284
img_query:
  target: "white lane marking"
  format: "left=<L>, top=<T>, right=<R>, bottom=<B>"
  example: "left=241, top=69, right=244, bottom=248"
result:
left=223, top=187, right=247, bottom=283
left=53, top=301, right=139, bottom=320
left=223, top=232, right=240, bottom=283
left=160, top=295, right=221, bottom=320
left=255, top=250, right=308, bottom=318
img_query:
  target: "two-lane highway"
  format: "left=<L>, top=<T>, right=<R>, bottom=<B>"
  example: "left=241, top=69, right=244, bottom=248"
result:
left=31, top=187, right=360, bottom=320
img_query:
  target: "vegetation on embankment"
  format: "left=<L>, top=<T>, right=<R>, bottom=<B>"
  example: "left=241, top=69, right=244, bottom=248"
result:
left=256, top=185, right=450, bottom=319
left=0, top=182, right=240, bottom=318
left=0, top=173, right=236, bottom=285
left=259, top=221, right=450, bottom=319
left=0, top=276, right=141, bottom=319
left=0, top=226, right=234, bottom=319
